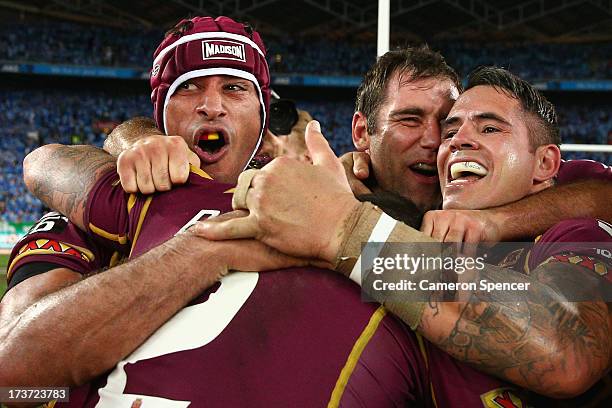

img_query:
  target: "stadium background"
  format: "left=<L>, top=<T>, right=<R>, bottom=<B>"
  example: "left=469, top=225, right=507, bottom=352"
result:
left=0, top=0, right=611, bottom=294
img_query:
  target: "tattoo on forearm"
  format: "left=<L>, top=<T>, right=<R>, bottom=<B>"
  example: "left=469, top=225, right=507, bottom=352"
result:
left=428, top=262, right=610, bottom=395
left=28, top=145, right=116, bottom=228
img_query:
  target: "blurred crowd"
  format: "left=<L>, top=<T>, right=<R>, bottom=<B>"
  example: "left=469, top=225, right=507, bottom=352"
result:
left=0, top=21, right=609, bottom=223
left=0, top=90, right=609, bottom=224
left=1, top=21, right=611, bottom=81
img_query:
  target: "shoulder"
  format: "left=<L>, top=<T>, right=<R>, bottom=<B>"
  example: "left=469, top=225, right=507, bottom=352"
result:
left=528, top=218, right=612, bottom=276
left=556, top=159, right=611, bottom=184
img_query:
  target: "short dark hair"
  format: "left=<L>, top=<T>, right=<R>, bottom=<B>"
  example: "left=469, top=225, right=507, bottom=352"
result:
left=466, top=66, right=560, bottom=149
left=355, top=45, right=461, bottom=134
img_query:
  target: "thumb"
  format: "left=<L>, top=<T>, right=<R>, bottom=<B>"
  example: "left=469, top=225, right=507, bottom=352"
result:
left=305, top=120, right=341, bottom=171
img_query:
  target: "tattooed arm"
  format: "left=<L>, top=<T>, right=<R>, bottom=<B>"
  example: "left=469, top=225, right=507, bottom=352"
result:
left=103, top=116, right=162, bottom=156
left=23, top=144, right=116, bottom=230
left=414, top=261, right=610, bottom=398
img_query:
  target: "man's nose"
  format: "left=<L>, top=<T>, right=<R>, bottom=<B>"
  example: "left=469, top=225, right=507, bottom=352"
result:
left=195, top=88, right=226, bottom=119
left=421, top=120, right=441, bottom=150
left=449, top=124, right=479, bottom=152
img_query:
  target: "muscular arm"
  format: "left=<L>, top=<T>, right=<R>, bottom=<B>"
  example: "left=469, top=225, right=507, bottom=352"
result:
left=23, top=144, right=116, bottom=231
left=0, top=232, right=298, bottom=387
left=416, top=262, right=610, bottom=398
left=103, top=116, right=161, bottom=156
left=0, top=232, right=237, bottom=386
left=490, top=180, right=609, bottom=241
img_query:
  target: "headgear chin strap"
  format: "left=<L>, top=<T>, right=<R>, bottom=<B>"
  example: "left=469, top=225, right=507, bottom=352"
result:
left=150, top=16, right=271, bottom=172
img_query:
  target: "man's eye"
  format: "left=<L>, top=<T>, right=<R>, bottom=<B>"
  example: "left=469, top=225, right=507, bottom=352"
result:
left=401, top=117, right=420, bottom=124
left=483, top=126, right=499, bottom=133
left=179, top=82, right=197, bottom=90
left=225, top=84, right=247, bottom=91
left=444, top=130, right=457, bottom=139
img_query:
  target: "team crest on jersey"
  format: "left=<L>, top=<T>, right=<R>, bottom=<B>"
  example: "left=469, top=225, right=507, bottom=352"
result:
left=18, top=239, right=92, bottom=262
left=202, top=40, right=246, bottom=62
left=25, top=212, right=68, bottom=236
left=480, top=387, right=531, bottom=408
left=547, top=253, right=608, bottom=276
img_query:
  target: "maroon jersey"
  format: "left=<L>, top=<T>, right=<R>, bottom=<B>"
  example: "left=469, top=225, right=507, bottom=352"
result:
left=5, top=212, right=117, bottom=292
left=61, top=167, right=435, bottom=407
left=557, top=159, right=611, bottom=185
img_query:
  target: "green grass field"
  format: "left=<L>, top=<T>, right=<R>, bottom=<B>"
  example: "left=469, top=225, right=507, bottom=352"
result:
left=1, top=253, right=9, bottom=298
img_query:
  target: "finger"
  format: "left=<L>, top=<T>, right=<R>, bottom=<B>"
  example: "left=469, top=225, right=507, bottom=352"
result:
left=352, top=152, right=370, bottom=180
left=305, top=121, right=340, bottom=169
left=117, top=154, right=138, bottom=193
left=443, top=226, right=465, bottom=244
left=232, top=169, right=259, bottom=210
left=431, top=219, right=450, bottom=242
left=131, top=399, right=143, bottom=408
left=151, top=151, right=171, bottom=192
left=191, top=214, right=259, bottom=240
left=133, top=155, right=155, bottom=195
left=168, top=147, right=191, bottom=185
left=420, top=211, right=435, bottom=236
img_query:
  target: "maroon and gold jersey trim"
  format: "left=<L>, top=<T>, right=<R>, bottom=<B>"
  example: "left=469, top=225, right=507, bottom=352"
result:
left=190, top=164, right=213, bottom=180
left=7, top=240, right=95, bottom=280
left=327, top=306, right=387, bottom=407
left=127, top=194, right=138, bottom=214
left=415, top=333, right=439, bottom=408
left=542, top=253, right=609, bottom=276
left=129, top=196, right=154, bottom=258
left=89, top=222, right=128, bottom=244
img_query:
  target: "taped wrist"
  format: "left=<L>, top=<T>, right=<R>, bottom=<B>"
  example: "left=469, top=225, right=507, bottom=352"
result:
left=332, top=201, right=442, bottom=330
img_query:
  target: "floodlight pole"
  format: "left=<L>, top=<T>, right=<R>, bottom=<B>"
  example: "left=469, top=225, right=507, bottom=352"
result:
left=377, top=0, right=390, bottom=57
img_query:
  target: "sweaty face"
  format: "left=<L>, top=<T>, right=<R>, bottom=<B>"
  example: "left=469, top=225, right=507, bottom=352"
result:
left=368, top=73, right=459, bottom=211
left=439, top=86, right=539, bottom=210
left=165, top=75, right=262, bottom=184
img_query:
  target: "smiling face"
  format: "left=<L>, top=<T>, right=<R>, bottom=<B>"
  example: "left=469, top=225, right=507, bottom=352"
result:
left=362, top=72, right=459, bottom=210
left=439, top=85, right=545, bottom=210
left=165, top=75, right=262, bottom=184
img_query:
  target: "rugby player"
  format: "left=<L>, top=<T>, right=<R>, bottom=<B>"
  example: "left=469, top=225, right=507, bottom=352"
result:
left=0, top=16, right=296, bottom=390
left=3, top=17, right=515, bottom=408
left=10, top=45, right=612, bottom=404
left=194, top=67, right=612, bottom=400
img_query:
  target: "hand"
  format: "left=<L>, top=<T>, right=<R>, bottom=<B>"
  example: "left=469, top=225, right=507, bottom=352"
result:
left=339, top=151, right=374, bottom=196
left=420, top=209, right=502, bottom=244
left=192, top=121, right=361, bottom=263
left=117, top=135, right=200, bottom=194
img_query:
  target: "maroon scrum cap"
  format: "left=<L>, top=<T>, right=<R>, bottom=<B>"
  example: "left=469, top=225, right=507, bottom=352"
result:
left=150, top=16, right=270, bottom=169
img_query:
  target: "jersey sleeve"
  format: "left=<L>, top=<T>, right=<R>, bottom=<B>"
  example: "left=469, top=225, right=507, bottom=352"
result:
left=84, top=169, right=132, bottom=254
left=6, top=212, right=117, bottom=292
left=528, top=218, right=612, bottom=282
left=556, top=159, right=611, bottom=184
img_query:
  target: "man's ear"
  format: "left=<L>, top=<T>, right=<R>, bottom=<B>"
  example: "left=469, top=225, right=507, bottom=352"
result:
left=352, top=112, right=371, bottom=152
left=533, top=144, right=561, bottom=183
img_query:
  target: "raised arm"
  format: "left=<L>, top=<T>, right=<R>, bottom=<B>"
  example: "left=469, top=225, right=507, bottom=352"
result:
left=23, top=144, right=116, bottom=230
left=421, top=179, right=612, bottom=243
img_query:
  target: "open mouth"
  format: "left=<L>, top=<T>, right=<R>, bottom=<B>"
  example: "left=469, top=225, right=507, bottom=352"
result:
left=197, top=131, right=227, bottom=154
left=409, top=162, right=438, bottom=178
left=448, top=161, right=488, bottom=183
